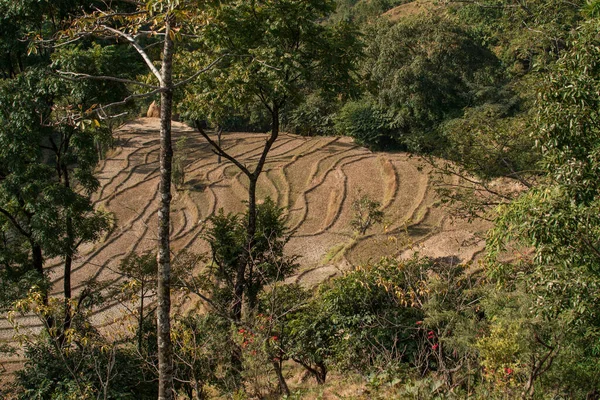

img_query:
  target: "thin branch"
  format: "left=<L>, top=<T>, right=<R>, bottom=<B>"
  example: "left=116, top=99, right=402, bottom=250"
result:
left=55, top=35, right=89, bottom=48
left=500, top=157, right=534, bottom=188
left=194, top=122, right=252, bottom=177
left=143, top=40, right=166, bottom=51
left=428, top=162, right=513, bottom=201
left=97, top=111, right=129, bottom=121
left=173, top=55, right=231, bottom=89
left=55, top=70, right=159, bottom=90
left=0, top=207, right=31, bottom=238
left=91, top=9, right=148, bottom=20
left=99, top=25, right=163, bottom=85
left=138, top=30, right=166, bottom=37
left=577, top=233, right=600, bottom=262
left=252, top=58, right=283, bottom=71
left=253, top=109, right=280, bottom=179
left=95, top=87, right=163, bottom=114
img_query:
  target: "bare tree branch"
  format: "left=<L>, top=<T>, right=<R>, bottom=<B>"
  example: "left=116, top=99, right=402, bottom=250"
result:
left=194, top=121, right=252, bottom=177
left=99, top=25, right=163, bottom=85
left=95, top=87, right=162, bottom=114
left=173, top=54, right=231, bottom=89
left=55, top=70, right=159, bottom=90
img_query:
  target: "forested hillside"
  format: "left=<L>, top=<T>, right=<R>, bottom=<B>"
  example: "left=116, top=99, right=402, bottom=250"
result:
left=0, top=0, right=599, bottom=398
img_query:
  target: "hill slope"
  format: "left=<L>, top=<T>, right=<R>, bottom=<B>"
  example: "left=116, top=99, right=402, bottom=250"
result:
left=0, top=118, right=489, bottom=376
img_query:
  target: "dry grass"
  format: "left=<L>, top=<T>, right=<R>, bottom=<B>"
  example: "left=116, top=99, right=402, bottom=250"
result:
left=0, top=118, right=491, bottom=379
left=383, top=0, right=445, bottom=21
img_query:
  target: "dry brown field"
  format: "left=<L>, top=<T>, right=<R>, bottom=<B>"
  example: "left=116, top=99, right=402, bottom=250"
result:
left=0, top=118, right=490, bottom=381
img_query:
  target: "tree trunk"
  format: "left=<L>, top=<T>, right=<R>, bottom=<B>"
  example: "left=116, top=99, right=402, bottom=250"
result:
left=246, top=104, right=280, bottom=310
left=293, top=358, right=327, bottom=384
left=16, top=52, right=23, bottom=75
left=31, top=241, right=43, bottom=277
left=29, top=240, right=52, bottom=330
left=6, top=52, right=15, bottom=78
left=217, top=125, right=222, bottom=164
left=157, top=15, right=175, bottom=400
left=245, top=176, right=258, bottom=309
left=60, top=163, right=74, bottom=346
left=138, top=281, right=144, bottom=353
left=272, top=359, right=290, bottom=396
left=62, top=223, right=73, bottom=336
left=315, top=362, right=327, bottom=384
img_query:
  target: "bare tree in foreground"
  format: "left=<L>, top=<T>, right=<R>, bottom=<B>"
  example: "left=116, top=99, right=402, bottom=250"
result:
left=59, top=2, right=227, bottom=397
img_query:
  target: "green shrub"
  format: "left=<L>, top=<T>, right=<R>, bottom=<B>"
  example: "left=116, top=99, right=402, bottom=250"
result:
left=283, top=92, right=338, bottom=136
left=316, top=257, right=430, bottom=373
left=15, top=336, right=158, bottom=400
left=334, top=99, right=393, bottom=149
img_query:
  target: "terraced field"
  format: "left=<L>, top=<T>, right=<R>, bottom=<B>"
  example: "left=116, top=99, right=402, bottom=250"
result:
left=0, top=118, right=490, bottom=378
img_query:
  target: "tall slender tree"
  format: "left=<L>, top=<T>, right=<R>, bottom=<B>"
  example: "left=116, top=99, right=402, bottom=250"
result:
left=60, top=2, right=230, bottom=397
left=184, top=0, right=361, bottom=379
left=191, top=0, right=361, bottom=321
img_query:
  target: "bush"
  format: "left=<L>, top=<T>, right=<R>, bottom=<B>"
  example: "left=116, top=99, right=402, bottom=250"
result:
left=283, top=92, right=338, bottom=136
left=14, top=336, right=158, bottom=400
left=286, top=255, right=486, bottom=394
left=315, top=257, right=430, bottom=373
left=334, top=99, right=394, bottom=149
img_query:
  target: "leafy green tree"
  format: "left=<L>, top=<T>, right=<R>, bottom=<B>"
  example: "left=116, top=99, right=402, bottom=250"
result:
left=487, top=17, right=600, bottom=397
left=0, top=68, right=113, bottom=339
left=283, top=290, right=334, bottom=384
left=188, top=0, right=361, bottom=339
left=184, top=198, right=297, bottom=388
left=0, top=0, right=140, bottom=326
left=204, top=198, right=298, bottom=313
left=255, top=283, right=311, bottom=393
left=362, top=15, right=501, bottom=151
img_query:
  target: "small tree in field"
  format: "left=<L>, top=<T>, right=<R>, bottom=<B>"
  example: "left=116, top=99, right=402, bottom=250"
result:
left=116, top=252, right=157, bottom=353
left=350, top=191, right=384, bottom=235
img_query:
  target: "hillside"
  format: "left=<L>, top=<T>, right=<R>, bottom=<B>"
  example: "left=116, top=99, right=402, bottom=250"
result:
left=91, top=119, right=488, bottom=282
left=0, top=118, right=490, bottom=375
left=2, top=0, right=598, bottom=395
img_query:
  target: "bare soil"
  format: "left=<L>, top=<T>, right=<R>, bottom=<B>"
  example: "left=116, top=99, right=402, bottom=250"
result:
left=0, top=118, right=491, bottom=381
